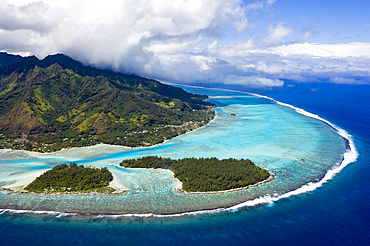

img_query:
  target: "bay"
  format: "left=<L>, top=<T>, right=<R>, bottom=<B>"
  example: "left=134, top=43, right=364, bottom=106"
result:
left=1, top=83, right=368, bottom=245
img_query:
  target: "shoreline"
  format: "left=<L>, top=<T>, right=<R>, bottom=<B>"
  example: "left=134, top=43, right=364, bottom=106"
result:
left=0, top=89, right=357, bottom=217
left=120, top=166, right=275, bottom=195
left=174, top=172, right=276, bottom=195
left=0, top=114, right=217, bottom=159
left=0, top=143, right=131, bottom=161
left=0, top=115, right=216, bottom=196
left=0, top=129, right=353, bottom=217
left=0, top=187, right=129, bottom=197
left=1, top=166, right=273, bottom=198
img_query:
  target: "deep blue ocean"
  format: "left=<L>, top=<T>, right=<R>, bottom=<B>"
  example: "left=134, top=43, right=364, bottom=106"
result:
left=1, top=83, right=369, bottom=245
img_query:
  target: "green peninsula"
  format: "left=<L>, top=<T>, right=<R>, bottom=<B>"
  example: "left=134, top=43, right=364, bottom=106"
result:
left=25, top=163, right=114, bottom=193
left=0, top=53, right=215, bottom=152
left=120, top=156, right=270, bottom=192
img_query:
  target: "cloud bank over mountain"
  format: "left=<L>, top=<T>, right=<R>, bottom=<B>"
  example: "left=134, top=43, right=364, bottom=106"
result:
left=1, top=0, right=369, bottom=86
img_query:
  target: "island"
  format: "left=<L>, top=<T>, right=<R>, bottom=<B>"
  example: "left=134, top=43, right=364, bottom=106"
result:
left=0, top=54, right=346, bottom=216
left=120, top=156, right=271, bottom=192
left=24, top=163, right=116, bottom=194
left=20, top=156, right=271, bottom=195
left=0, top=53, right=215, bottom=152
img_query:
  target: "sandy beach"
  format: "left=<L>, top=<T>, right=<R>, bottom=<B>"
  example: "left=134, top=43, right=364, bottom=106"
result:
left=1, top=169, right=49, bottom=192
left=0, top=113, right=217, bottom=161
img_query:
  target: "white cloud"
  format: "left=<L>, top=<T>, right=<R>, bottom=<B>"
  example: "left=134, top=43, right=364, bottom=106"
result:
left=0, top=0, right=252, bottom=73
left=245, top=0, right=277, bottom=11
left=257, top=77, right=284, bottom=86
left=268, top=42, right=370, bottom=57
left=155, top=40, right=370, bottom=86
left=222, top=75, right=284, bottom=87
left=245, top=1, right=264, bottom=11
left=263, top=23, right=294, bottom=42
left=0, top=0, right=369, bottom=87
left=0, top=1, right=61, bottom=36
left=266, top=0, right=277, bottom=6
left=330, top=76, right=358, bottom=84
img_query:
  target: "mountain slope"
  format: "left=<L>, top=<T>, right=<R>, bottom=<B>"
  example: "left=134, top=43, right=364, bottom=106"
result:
left=0, top=52, right=23, bottom=66
left=0, top=53, right=215, bottom=151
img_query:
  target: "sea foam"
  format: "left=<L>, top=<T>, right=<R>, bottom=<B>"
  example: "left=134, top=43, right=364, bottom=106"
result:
left=0, top=89, right=357, bottom=218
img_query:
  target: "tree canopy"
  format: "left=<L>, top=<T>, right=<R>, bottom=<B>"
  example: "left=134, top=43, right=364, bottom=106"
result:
left=0, top=53, right=215, bottom=152
left=25, top=163, right=113, bottom=193
left=120, top=156, right=270, bottom=192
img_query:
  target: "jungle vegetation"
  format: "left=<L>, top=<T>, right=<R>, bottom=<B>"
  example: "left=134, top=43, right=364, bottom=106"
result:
left=0, top=53, right=215, bottom=152
left=120, top=156, right=270, bottom=192
left=25, top=163, right=113, bottom=193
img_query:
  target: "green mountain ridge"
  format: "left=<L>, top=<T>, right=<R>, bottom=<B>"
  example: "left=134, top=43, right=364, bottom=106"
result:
left=0, top=52, right=23, bottom=66
left=0, top=53, right=215, bottom=151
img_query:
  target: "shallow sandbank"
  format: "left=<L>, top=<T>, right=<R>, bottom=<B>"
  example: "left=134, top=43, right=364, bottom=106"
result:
left=0, top=187, right=129, bottom=197
left=1, top=169, right=48, bottom=192
left=33, top=143, right=131, bottom=159
left=0, top=115, right=217, bottom=161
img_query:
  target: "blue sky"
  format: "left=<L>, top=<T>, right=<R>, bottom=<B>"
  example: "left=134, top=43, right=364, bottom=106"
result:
left=1, top=0, right=369, bottom=87
left=245, top=0, right=370, bottom=44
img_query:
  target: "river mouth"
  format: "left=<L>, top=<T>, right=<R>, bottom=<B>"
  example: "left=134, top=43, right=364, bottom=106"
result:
left=0, top=87, right=348, bottom=215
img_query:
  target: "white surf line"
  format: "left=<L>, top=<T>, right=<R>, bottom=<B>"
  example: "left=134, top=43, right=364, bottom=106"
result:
left=147, top=92, right=358, bottom=217
left=0, top=90, right=358, bottom=218
left=220, top=93, right=359, bottom=203
left=0, top=208, right=78, bottom=217
left=123, top=91, right=359, bottom=217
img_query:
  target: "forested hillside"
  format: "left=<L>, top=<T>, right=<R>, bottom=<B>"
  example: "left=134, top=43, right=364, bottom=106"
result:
left=0, top=53, right=215, bottom=152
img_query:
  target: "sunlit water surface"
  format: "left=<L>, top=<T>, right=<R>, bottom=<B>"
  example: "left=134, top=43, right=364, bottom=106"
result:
left=0, top=88, right=346, bottom=215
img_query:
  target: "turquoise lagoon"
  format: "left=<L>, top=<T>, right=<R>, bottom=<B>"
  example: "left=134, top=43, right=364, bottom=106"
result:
left=0, top=87, right=349, bottom=215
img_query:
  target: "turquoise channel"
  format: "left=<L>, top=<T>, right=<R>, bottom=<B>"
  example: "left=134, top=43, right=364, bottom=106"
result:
left=0, top=88, right=345, bottom=215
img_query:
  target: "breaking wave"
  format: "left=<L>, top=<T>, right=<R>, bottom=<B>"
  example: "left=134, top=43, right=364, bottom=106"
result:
left=0, top=90, right=358, bottom=218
